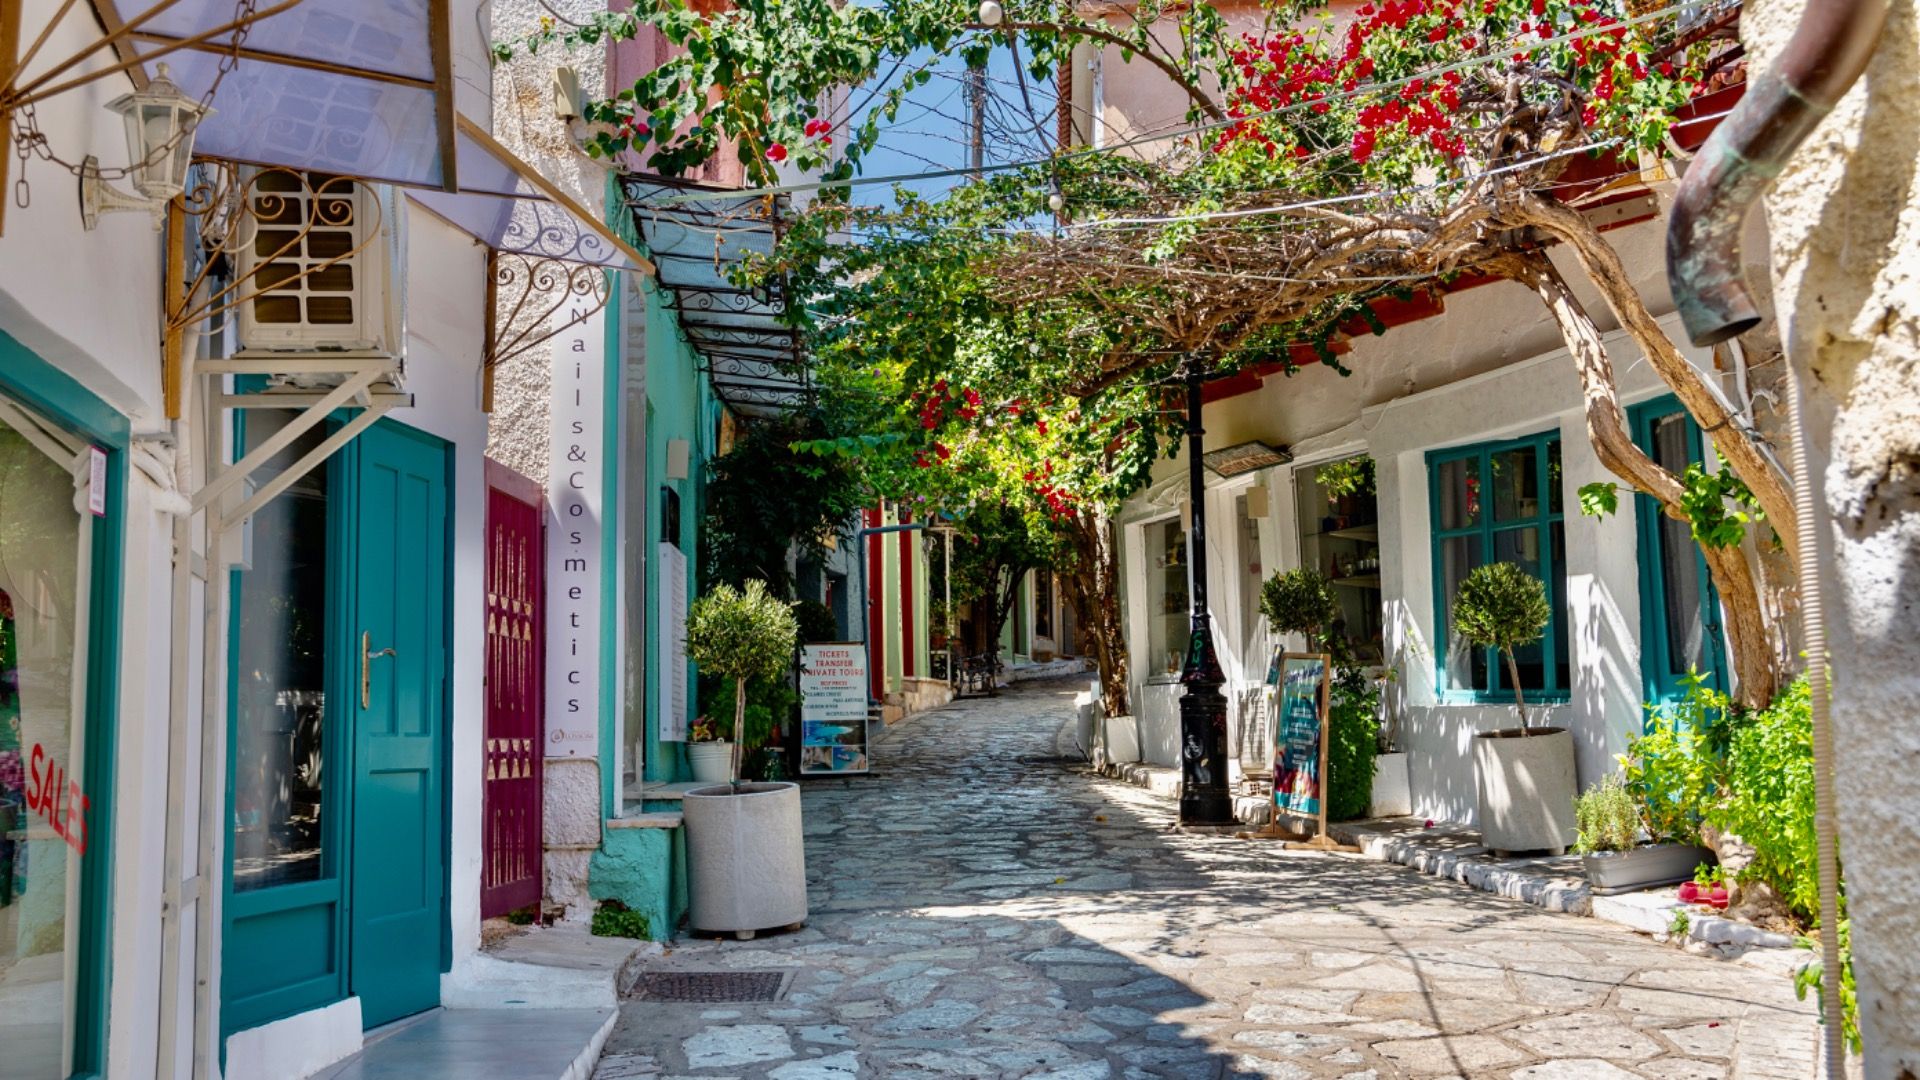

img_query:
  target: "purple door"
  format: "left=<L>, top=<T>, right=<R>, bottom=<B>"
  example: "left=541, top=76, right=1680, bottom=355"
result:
left=482, top=459, right=544, bottom=919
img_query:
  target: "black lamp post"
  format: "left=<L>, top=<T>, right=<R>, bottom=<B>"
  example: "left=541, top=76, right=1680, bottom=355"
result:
left=1178, top=364, right=1235, bottom=825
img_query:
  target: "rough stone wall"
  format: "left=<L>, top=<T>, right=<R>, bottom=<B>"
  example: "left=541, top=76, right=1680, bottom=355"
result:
left=488, top=0, right=617, bottom=920
left=1748, top=0, right=1920, bottom=1071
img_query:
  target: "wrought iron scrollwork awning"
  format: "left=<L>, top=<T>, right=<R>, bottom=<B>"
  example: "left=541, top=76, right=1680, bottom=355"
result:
left=623, top=176, right=811, bottom=419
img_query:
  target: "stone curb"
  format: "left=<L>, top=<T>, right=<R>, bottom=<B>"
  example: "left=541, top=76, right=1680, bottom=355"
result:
left=1328, top=820, right=1592, bottom=915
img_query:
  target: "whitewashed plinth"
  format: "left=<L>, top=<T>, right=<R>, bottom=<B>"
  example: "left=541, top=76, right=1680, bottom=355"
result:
left=1369, top=751, right=1413, bottom=818
left=684, top=782, right=808, bottom=938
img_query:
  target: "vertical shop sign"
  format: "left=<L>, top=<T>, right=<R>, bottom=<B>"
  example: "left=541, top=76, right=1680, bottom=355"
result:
left=547, top=304, right=607, bottom=758
left=799, top=643, right=870, bottom=775
left=1270, top=652, right=1330, bottom=817
left=656, top=541, right=688, bottom=742
left=87, top=446, right=106, bottom=517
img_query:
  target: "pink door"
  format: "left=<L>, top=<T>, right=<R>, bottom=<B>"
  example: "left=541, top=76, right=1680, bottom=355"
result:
left=482, top=459, right=544, bottom=919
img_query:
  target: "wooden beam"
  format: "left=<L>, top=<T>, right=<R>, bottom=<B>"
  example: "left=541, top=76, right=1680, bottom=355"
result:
left=162, top=196, right=187, bottom=417
left=454, top=112, right=655, bottom=275
left=0, top=0, right=20, bottom=238
left=123, top=30, right=437, bottom=88
left=428, top=0, right=458, bottom=192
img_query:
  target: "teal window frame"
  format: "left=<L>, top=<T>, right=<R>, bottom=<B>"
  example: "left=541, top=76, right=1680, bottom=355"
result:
left=1427, top=429, right=1570, bottom=704
left=1629, top=395, right=1728, bottom=704
left=0, top=329, right=129, bottom=1080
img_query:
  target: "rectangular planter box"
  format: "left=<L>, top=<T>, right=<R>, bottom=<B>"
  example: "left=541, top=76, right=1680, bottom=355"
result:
left=1582, top=843, right=1714, bottom=896
left=1100, top=714, right=1141, bottom=766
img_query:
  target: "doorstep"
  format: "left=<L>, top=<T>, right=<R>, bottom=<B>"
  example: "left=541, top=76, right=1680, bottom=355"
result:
left=449, top=923, right=659, bottom=1010
left=308, top=1007, right=614, bottom=1080
left=1327, top=816, right=1592, bottom=915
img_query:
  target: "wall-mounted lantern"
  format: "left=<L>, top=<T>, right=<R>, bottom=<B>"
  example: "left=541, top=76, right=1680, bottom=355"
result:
left=80, top=64, right=211, bottom=230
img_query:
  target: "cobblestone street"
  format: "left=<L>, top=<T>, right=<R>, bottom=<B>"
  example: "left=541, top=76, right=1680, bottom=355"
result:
left=595, top=678, right=1819, bottom=1080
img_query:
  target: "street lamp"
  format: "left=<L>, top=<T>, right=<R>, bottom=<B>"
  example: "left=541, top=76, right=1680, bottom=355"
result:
left=978, top=0, right=1005, bottom=26
left=1178, top=364, right=1235, bottom=826
left=80, top=64, right=211, bottom=230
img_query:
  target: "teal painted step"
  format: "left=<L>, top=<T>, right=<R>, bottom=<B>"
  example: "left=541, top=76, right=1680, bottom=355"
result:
left=589, top=812, right=687, bottom=942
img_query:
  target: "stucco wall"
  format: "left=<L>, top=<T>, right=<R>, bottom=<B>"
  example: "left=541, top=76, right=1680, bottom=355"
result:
left=1746, top=0, right=1920, bottom=1068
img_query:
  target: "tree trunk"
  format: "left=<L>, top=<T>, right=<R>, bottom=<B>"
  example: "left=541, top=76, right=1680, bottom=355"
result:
left=1500, top=250, right=1780, bottom=707
left=1060, top=510, right=1132, bottom=718
left=1508, top=194, right=1800, bottom=567
left=731, top=675, right=747, bottom=786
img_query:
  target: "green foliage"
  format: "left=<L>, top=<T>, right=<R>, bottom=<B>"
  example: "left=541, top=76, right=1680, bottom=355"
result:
left=1795, top=919, right=1860, bottom=1055
left=1576, top=481, right=1619, bottom=518
left=1626, top=676, right=1826, bottom=924
left=793, top=599, right=841, bottom=644
left=590, top=901, right=652, bottom=940
left=1573, top=774, right=1639, bottom=855
left=504, top=905, right=537, bottom=926
left=703, top=414, right=863, bottom=595
left=1718, top=678, right=1821, bottom=921
left=1260, top=567, right=1339, bottom=648
left=1575, top=466, right=1763, bottom=551
left=1326, top=670, right=1381, bottom=821
left=696, top=674, right=793, bottom=753
left=686, top=580, right=799, bottom=684
left=1452, top=563, right=1551, bottom=653
left=1668, top=909, right=1690, bottom=937
left=1318, top=456, right=1375, bottom=500
left=1692, top=861, right=1724, bottom=889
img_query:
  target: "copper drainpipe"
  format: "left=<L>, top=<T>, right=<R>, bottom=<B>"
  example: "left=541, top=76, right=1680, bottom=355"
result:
left=1665, top=0, right=1890, bottom=346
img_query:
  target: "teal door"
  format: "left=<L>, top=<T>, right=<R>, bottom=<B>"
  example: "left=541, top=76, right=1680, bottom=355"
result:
left=1630, top=396, right=1728, bottom=704
left=348, top=422, right=449, bottom=1028
left=222, top=417, right=449, bottom=1037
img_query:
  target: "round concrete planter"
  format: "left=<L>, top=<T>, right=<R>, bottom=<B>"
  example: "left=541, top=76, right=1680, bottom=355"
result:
left=1473, top=727, right=1578, bottom=856
left=687, top=741, right=733, bottom=785
left=683, top=782, right=809, bottom=938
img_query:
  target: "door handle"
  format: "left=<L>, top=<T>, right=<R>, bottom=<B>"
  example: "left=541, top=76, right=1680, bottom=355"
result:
left=361, top=630, right=398, bottom=709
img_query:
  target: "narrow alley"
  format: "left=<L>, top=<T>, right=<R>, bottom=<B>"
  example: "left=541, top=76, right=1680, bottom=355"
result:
left=591, top=679, right=1817, bottom=1080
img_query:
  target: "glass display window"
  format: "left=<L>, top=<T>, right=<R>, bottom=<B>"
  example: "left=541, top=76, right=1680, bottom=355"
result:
left=1144, top=516, right=1190, bottom=677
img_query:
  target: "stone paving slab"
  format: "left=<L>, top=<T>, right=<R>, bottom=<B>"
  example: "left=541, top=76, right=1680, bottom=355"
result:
left=313, top=1008, right=614, bottom=1080
left=593, top=678, right=1823, bottom=1080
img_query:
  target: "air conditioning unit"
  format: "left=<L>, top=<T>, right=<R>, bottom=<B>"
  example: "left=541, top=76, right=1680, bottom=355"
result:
left=233, top=170, right=402, bottom=357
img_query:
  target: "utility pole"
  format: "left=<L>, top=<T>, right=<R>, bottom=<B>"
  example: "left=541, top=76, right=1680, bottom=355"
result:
left=1178, top=363, right=1235, bottom=826
left=968, top=57, right=986, bottom=177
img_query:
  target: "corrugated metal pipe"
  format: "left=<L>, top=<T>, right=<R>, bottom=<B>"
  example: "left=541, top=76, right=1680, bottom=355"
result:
left=1665, top=0, right=1890, bottom=346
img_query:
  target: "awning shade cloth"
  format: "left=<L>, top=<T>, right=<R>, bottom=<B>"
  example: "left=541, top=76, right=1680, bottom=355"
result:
left=102, top=0, right=647, bottom=269
left=624, top=177, right=810, bottom=417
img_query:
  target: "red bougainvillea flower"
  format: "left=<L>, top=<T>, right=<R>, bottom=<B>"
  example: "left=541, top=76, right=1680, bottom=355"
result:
left=803, top=118, right=829, bottom=137
left=934, top=442, right=952, bottom=461
left=766, top=142, right=789, bottom=162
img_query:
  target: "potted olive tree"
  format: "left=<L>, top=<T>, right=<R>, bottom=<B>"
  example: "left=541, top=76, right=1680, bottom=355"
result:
left=1259, top=567, right=1381, bottom=820
left=1453, top=562, right=1578, bottom=856
left=682, top=580, right=806, bottom=939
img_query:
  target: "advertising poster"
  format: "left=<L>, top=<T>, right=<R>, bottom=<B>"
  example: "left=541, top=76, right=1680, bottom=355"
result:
left=800, top=643, right=869, bottom=775
left=1271, top=652, right=1330, bottom=817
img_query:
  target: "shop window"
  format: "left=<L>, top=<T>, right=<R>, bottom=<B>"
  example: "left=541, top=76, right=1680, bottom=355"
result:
left=0, top=392, right=99, bottom=1076
left=1034, top=573, right=1054, bottom=640
left=231, top=412, right=333, bottom=891
left=1631, top=397, right=1727, bottom=702
left=1144, top=517, right=1190, bottom=677
left=1428, top=432, right=1570, bottom=701
left=1295, top=460, right=1384, bottom=665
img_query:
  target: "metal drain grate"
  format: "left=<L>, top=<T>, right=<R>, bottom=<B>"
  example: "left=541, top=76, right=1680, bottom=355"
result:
left=628, top=970, right=790, bottom=1003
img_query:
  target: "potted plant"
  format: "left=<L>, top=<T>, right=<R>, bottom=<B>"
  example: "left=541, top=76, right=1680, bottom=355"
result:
left=682, top=579, right=805, bottom=939
left=1260, top=567, right=1380, bottom=818
left=1453, top=562, right=1578, bottom=856
left=1678, top=863, right=1730, bottom=909
left=1319, top=456, right=1376, bottom=523
left=1573, top=774, right=1715, bottom=894
left=685, top=716, right=732, bottom=784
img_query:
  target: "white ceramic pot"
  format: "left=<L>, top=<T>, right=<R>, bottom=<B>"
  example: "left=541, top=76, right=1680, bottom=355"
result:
left=1473, top=727, right=1578, bottom=856
left=687, top=741, right=734, bottom=785
left=683, top=782, right=809, bottom=938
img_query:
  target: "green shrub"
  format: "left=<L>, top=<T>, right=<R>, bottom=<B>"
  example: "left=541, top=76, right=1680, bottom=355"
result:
left=687, top=580, right=800, bottom=783
left=1326, top=671, right=1380, bottom=821
left=1260, top=567, right=1338, bottom=647
left=1625, top=675, right=1825, bottom=923
left=1718, top=678, right=1820, bottom=921
left=1573, top=774, right=1639, bottom=854
left=590, top=901, right=651, bottom=940
left=793, top=599, right=840, bottom=644
left=1795, top=919, right=1860, bottom=1055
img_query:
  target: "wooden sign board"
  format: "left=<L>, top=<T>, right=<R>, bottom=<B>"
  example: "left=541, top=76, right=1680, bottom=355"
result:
left=1260, top=650, right=1357, bottom=852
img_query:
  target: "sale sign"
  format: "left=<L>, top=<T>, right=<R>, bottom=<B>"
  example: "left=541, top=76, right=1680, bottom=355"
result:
left=24, top=743, right=89, bottom=855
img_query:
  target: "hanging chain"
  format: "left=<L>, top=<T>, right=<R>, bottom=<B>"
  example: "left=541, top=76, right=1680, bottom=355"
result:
left=10, top=0, right=260, bottom=208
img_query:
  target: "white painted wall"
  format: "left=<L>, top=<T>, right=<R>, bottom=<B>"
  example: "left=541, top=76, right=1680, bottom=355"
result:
left=1114, top=222, right=1738, bottom=824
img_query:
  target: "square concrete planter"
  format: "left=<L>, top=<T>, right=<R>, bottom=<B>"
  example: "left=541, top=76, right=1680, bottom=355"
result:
left=1368, top=751, right=1413, bottom=818
left=1582, top=843, right=1714, bottom=896
left=683, top=782, right=808, bottom=939
left=1099, top=714, right=1140, bottom=767
left=1473, top=726, right=1578, bottom=856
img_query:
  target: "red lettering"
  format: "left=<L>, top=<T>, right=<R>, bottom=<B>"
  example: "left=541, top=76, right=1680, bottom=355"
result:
left=26, top=743, right=44, bottom=808
left=66, top=785, right=89, bottom=856
left=21, top=743, right=90, bottom=855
